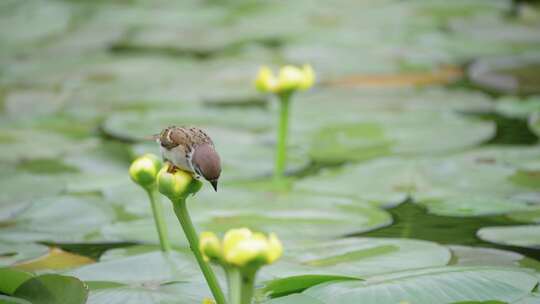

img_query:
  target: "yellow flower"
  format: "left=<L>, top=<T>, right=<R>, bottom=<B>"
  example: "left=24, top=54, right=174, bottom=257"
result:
left=299, top=65, right=315, bottom=90
left=255, top=66, right=277, bottom=92
left=199, top=232, right=222, bottom=262
left=254, top=64, right=315, bottom=94
left=129, top=154, right=162, bottom=189
left=277, top=65, right=305, bottom=92
left=266, top=233, right=283, bottom=264
left=157, top=164, right=203, bottom=201
left=221, top=228, right=283, bottom=267
left=202, top=298, right=215, bottom=304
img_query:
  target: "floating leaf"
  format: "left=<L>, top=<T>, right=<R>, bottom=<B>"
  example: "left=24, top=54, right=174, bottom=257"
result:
left=300, top=267, right=537, bottom=304
left=0, top=242, right=48, bottom=267
left=469, top=54, right=540, bottom=95
left=261, top=238, right=451, bottom=281
left=0, top=268, right=32, bottom=295
left=449, top=245, right=527, bottom=268
left=15, top=247, right=94, bottom=271
left=86, top=282, right=210, bottom=304
left=13, top=274, right=88, bottom=304
left=477, top=225, right=540, bottom=249
left=67, top=251, right=200, bottom=284
left=0, top=196, right=114, bottom=243
left=102, top=189, right=392, bottom=245
left=262, top=275, right=359, bottom=298
left=0, top=295, right=32, bottom=304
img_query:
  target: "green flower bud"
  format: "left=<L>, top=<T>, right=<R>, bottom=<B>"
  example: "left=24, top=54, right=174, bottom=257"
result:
left=199, top=231, right=222, bottom=262
left=129, top=154, right=162, bottom=189
left=157, top=164, right=203, bottom=201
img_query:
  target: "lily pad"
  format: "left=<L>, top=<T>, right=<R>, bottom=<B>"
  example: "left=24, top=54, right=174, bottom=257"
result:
left=0, top=129, right=78, bottom=163
left=275, top=267, right=539, bottom=304
left=0, top=196, right=114, bottom=243
left=261, top=238, right=451, bottom=280
left=302, top=111, right=494, bottom=162
left=298, top=147, right=540, bottom=217
left=102, top=189, right=393, bottom=246
left=477, top=225, right=540, bottom=249
left=0, top=268, right=32, bottom=295
left=102, top=108, right=271, bottom=142
left=0, top=295, right=32, bottom=304
left=67, top=251, right=200, bottom=284
left=86, top=282, right=210, bottom=304
left=495, top=96, right=540, bottom=119
left=449, top=245, right=529, bottom=268
left=15, top=247, right=95, bottom=271
left=0, top=242, right=48, bottom=267
left=528, top=112, right=540, bottom=138
left=469, top=54, right=540, bottom=95
left=13, top=274, right=88, bottom=304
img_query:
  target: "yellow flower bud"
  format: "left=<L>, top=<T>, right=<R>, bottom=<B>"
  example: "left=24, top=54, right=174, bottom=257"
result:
left=221, top=228, right=283, bottom=267
left=202, top=298, right=215, bottom=304
left=255, top=64, right=315, bottom=95
left=199, top=231, right=222, bottom=261
left=129, top=154, right=162, bottom=189
left=299, top=64, right=315, bottom=90
left=254, top=66, right=278, bottom=93
left=277, top=65, right=305, bottom=92
left=156, top=164, right=203, bottom=201
left=225, top=236, right=269, bottom=267
left=266, top=233, right=283, bottom=264
left=223, top=228, right=252, bottom=253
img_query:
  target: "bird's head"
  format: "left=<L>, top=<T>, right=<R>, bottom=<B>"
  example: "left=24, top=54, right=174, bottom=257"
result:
left=192, top=144, right=221, bottom=191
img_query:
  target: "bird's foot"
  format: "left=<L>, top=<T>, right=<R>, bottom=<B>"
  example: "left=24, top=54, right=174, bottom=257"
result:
left=166, top=164, right=179, bottom=173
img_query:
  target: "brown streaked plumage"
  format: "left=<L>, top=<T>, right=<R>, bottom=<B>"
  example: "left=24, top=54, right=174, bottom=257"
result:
left=157, top=126, right=221, bottom=191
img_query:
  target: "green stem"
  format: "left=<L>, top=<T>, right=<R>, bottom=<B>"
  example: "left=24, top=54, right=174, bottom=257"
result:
left=146, top=189, right=171, bottom=252
left=274, top=92, right=291, bottom=180
left=173, top=200, right=227, bottom=304
left=226, top=268, right=256, bottom=304
left=226, top=268, right=242, bottom=304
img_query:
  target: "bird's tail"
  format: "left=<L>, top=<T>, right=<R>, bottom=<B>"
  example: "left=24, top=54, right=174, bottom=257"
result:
left=142, top=134, right=160, bottom=142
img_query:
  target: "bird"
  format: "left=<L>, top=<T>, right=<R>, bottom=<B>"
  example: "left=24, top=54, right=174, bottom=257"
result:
left=156, top=126, right=221, bottom=191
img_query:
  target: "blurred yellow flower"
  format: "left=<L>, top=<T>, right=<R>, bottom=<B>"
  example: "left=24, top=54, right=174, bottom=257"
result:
left=254, top=64, right=315, bottom=94
left=199, top=231, right=222, bottom=261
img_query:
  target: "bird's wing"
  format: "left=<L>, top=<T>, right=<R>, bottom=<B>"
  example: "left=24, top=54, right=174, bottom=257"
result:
left=188, top=127, right=214, bottom=147
left=159, top=126, right=190, bottom=150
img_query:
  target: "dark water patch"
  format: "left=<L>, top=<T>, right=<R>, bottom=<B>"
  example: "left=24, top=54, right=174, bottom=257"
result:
left=467, top=54, right=540, bottom=97
left=464, top=111, right=538, bottom=145
left=290, top=160, right=347, bottom=179
left=203, top=95, right=268, bottom=109
left=109, top=36, right=283, bottom=61
left=109, top=43, right=215, bottom=60
left=40, top=241, right=138, bottom=260
left=356, top=200, right=540, bottom=260
left=17, top=158, right=79, bottom=175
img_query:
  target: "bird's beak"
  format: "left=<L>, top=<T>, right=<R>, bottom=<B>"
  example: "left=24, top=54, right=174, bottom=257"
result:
left=210, top=180, right=218, bottom=192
